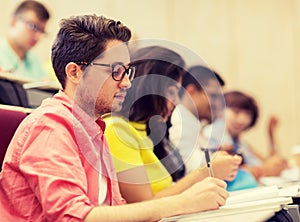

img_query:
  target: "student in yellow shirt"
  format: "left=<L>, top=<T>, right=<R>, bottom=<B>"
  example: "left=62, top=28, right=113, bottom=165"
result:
left=104, top=46, right=241, bottom=203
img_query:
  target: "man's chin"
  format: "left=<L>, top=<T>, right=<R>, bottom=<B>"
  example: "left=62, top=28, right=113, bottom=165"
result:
left=111, top=103, right=123, bottom=112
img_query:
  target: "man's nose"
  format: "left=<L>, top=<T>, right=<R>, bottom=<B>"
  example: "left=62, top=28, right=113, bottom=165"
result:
left=120, top=74, right=131, bottom=89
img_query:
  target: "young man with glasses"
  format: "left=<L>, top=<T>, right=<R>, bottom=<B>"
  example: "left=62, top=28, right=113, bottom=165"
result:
left=0, top=14, right=228, bottom=221
left=0, top=0, right=50, bottom=81
left=168, top=65, right=242, bottom=178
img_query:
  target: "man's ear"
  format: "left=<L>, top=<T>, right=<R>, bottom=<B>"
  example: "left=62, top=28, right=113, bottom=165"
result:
left=186, top=84, right=206, bottom=99
left=65, top=62, right=82, bottom=84
left=11, top=16, right=17, bottom=27
left=185, top=84, right=198, bottom=95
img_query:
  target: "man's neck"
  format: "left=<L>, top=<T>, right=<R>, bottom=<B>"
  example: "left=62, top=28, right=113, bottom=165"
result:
left=181, top=94, right=199, bottom=118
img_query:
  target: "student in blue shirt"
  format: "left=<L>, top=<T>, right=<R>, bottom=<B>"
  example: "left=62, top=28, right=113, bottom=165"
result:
left=0, top=0, right=51, bottom=81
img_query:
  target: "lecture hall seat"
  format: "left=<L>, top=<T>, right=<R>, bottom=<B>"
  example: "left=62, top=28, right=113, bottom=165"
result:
left=0, top=105, right=28, bottom=171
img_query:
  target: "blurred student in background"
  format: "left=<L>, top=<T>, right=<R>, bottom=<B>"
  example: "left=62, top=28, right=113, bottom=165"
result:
left=168, top=65, right=242, bottom=179
left=104, top=46, right=229, bottom=204
left=204, top=90, right=288, bottom=180
left=0, top=0, right=51, bottom=81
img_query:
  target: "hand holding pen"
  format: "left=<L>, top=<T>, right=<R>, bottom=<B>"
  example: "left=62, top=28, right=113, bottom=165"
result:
left=201, top=148, right=243, bottom=181
left=201, top=148, right=215, bottom=177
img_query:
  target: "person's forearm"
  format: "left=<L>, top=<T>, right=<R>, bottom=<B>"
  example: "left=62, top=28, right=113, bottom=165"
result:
left=84, top=177, right=229, bottom=222
left=154, top=167, right=209, bottom=199
left=241, top=165, right=263, bottom=179
left=84, top=195, right=184, bottom=222
left=267, top=116, right=279, bottom=155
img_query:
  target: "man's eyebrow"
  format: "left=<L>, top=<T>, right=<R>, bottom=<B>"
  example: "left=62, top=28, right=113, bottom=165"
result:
left=109, top=61, right=131, bottom=67
left=111, top=61, right=124, bottom=65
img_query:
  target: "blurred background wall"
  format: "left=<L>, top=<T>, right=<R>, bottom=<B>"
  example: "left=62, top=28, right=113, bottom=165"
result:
left=1, top=0, right=299, bottom=157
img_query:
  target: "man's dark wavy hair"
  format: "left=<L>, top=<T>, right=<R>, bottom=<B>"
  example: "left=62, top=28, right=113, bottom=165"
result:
left=51, top=15, right=131, bottom=88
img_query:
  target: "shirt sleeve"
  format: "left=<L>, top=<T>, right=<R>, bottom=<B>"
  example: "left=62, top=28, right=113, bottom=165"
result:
left=19, top=112, right=94, bottom=221
left=169, top=106, right=205, bottom=173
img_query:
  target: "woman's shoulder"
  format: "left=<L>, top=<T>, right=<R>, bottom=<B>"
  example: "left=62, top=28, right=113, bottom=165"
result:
left=103, top=113, right=141, bottom=136
left=103, top=113, right=127, bottom=125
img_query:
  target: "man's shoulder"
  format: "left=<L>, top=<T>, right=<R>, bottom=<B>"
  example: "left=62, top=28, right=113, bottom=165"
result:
left=30, top=97, right=73, bottom=124
left=0, top=38, right=18, bottom=65
left=0, top=38, right=8, bottom=47
left=171, top=104, right=199, bottom=126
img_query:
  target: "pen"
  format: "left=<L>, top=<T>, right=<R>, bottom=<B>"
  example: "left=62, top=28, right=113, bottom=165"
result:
left=201, top=148, right=214, bottom=177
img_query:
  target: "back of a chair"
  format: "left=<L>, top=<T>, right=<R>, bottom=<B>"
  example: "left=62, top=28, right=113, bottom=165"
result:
left=0, top=105, right=28, bottom=170
left=0, top=80, right=29, bottom=107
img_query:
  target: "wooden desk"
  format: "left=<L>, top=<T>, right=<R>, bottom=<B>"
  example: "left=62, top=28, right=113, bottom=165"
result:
left=0, top=72, right=61, bottom=92
left=0, top=72, right=61, bottom=107
left=160, top=186, right=293, bottom=222
left=0, top=72, right=33, bottom=84
left=0, top=104, right=34, bottom=114
left=23, top=81, right=61, bottom=92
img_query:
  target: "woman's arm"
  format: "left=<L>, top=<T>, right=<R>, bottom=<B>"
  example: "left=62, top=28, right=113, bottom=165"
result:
left=268, top=115, right=279, bottom=156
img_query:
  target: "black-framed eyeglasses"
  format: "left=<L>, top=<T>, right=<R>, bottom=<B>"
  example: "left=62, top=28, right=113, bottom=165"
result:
left=18, top=17, right=46, bottom=34
left=76, top=62, right=136, bottom=82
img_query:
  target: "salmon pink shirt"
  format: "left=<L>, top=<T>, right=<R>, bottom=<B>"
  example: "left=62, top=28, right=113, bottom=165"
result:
left=0, top=91, right=125, bottom=221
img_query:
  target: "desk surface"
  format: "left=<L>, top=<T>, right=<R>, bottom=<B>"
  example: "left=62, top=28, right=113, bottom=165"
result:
left=0, top=72, right=33, bottom=84
left=0, top=72, right=61, bottom=91
left=0, top=104, right=34, bottom=113
left=160, top=185, right=295, bottom=222
left=23, top=81, right=61, bottom=91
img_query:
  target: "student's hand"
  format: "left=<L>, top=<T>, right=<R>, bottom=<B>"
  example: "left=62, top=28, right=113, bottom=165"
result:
left=262, top=154, right=288, bottom=176
left=212, top=151, right=242, bottom=181
left=178, top=177, right=229, bottom=214
left=219, top=144, right=234, bottom=153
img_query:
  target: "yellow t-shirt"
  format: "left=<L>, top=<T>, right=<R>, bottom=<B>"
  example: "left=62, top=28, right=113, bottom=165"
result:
left=104, top=114, right=172, bottom=194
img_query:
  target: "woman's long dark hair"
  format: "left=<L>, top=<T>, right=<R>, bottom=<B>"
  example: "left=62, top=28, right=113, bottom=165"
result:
left=117, top=46, right=187, bottom=181
left=119, top=46, right=186, bottom=122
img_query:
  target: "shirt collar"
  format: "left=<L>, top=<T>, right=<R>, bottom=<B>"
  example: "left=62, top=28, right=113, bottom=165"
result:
left=96, top=118, right=106, bottom=133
